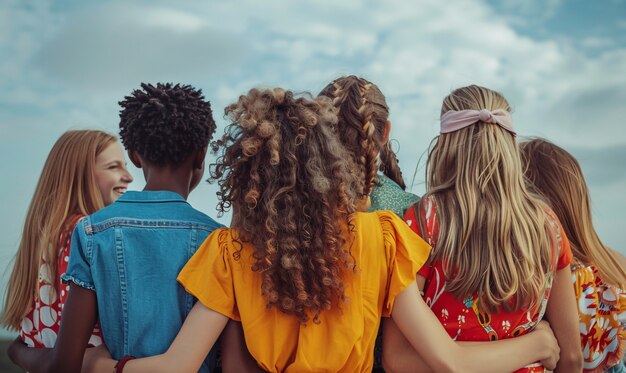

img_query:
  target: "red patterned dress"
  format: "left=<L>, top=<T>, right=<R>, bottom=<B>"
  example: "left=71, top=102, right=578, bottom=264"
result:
left=404, top=197, right=572, bottom=373
left=19, top=214, right=102, bottom=348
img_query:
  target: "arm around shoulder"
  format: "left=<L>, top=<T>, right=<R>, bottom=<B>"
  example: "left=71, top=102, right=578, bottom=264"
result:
left=390, top=281, right=561, bottom=373
left=122, top=302, right=229, bottom=373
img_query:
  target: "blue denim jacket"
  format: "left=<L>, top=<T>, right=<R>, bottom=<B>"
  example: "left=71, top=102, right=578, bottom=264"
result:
left=62, top=191, right=222, bottom=371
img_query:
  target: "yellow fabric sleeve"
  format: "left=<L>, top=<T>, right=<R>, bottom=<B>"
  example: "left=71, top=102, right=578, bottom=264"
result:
left=177, top=228, right=240, bottom=320
left=378, top=210, right=432, bottom=317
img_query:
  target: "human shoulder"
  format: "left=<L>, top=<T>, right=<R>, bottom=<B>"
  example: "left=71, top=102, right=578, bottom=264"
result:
left=86, top=199, right=126, bottom=224
left=411, top=195, right=439, bottom=223
left=181, top=204, right=224, bottom=231
left=370, top=174, right=420, bottom=217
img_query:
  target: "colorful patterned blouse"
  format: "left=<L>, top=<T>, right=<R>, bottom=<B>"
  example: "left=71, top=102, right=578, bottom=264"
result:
left=572, top=260, right=625, bottom=373
left=19, top=214, right=102, bottom=348
left=404, top=197, right=572, bottom=373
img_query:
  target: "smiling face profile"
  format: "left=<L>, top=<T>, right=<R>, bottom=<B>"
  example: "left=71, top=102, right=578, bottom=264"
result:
left=94, top=141, right=133, bottom=206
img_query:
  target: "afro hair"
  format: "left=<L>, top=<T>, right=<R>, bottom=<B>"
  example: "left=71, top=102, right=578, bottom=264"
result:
left=118, top=82, right=216, bottom=166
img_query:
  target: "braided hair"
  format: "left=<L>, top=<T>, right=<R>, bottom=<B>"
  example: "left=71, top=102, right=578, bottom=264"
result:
left=319, top=76, right=406, bottom=197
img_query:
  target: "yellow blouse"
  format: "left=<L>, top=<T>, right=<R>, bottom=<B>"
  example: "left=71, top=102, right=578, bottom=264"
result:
left=178, top=210, right=431, bottom=373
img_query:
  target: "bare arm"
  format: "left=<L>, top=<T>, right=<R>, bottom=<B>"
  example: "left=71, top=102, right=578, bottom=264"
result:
left=220, top=320, right=264, bottom=373
left=8, top=283, right=98, bottom=373
left=119, top=302, right=228, bottom=373
left=390, top=281, right=559, bottom=373
left=7, top=337, right=52, bottom=372
left=383, top=317, right=558, bottom=373
left=383, top=274, right=558, bottom=372
left=544, top=266, right=583, bottom=372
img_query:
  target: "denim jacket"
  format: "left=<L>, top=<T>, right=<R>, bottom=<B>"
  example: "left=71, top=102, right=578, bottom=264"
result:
left=62, top=191, right=222, bottom=371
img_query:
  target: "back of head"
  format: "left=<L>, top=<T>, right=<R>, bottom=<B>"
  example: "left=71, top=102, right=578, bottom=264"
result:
left=520, top=138, right=626, bottom=288
left=319, top=75, right=407, bottom=195
left=2, top=130, right=116, bottom=330
left=425, top=85, right=555, bottom=312
left=210, top=87, right=359, bottom=324
left=119, top=82, right=216, bottom=167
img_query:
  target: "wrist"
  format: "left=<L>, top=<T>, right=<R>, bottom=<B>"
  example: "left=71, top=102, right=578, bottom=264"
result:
left=534, top=329, right=551, bottom=360
left=114, top=355, right=135, bottom=373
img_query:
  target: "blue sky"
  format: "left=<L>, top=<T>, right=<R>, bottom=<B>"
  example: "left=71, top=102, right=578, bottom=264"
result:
left=1, top=0, right=625, bottom=338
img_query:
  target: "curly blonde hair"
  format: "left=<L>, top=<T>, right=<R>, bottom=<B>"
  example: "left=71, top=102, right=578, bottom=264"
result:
left=210, top=88, right=360, bottom=323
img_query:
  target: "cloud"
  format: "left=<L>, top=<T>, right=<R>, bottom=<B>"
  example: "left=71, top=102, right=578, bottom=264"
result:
left=581, top=37, right=615, bottom=49
left=30, top=3, right=248, bottom=91
left=497, top=0, right=564, bottom=20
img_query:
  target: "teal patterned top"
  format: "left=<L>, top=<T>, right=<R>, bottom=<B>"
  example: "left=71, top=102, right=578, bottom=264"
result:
left=369, top=173, right=420, bottom=217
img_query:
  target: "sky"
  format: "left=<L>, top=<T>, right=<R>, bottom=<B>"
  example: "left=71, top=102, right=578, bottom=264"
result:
left=1, top=0, right=625, bottom=338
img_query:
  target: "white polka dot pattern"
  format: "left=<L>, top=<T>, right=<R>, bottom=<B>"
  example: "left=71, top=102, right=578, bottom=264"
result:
left=19, top=215, right=102, bottom=348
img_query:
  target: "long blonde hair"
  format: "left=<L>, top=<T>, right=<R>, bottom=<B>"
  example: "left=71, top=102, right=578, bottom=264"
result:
left=2, top=130, right=116, bottom=330
left=423, top=85, right=555, bottom=312
left=520, top=138, right=626, bottom=288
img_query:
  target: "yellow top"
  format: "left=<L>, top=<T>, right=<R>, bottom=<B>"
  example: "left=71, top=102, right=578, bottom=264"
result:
left=178, top=210, right=431, bottom=373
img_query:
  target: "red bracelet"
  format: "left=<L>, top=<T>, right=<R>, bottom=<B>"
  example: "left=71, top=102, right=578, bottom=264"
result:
left=114, top=355, right=136, bottom=373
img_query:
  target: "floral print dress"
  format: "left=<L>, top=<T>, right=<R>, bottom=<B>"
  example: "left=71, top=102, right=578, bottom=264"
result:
left=404, top=197, right=572, bottom=373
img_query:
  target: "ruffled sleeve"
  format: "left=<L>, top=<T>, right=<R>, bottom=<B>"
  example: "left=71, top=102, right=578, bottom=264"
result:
left=377, top=210, right=432, bottom=317
left=62, top=218, right=96, bottom=291
left=177, top=228, right=240, bottom=320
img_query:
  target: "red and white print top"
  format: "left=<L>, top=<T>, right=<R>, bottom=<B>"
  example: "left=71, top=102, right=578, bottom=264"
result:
left=404, top=197, right=572, bottom=373
left=19, top=214, right=102, bottom=348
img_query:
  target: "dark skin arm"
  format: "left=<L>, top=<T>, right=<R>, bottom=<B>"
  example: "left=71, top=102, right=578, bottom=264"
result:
left=220, top=320, right=265, bottom=373
left=8, top=283, right=98, bottom=373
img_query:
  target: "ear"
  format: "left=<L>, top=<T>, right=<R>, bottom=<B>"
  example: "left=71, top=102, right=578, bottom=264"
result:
left=129, top=150, right=142, bottom=168
left=193, top=147, right=208, bottom=170
left=382, top=120, right=391, bottom=143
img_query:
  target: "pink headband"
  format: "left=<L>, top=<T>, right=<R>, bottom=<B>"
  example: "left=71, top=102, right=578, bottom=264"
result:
left=440, top=109, right=515, bottom=135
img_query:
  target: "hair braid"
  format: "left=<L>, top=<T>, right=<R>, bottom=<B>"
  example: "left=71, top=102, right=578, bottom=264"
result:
left=358, top=83, right=382, bottom=196
left=379, top=142, right=407, bottom=190
left=319, top=75, right=407, bottom=197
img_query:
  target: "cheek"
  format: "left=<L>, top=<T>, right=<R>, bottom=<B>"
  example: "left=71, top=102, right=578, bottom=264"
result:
left=94, top=171, right=116, bottom=197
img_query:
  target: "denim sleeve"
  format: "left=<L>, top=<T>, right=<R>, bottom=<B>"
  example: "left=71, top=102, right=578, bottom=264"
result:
left=61, top=218, right=96, bottom=291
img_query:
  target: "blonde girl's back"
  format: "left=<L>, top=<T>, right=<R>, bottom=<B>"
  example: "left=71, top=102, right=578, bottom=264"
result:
left=424, top=85, right=556, bottom=313
left=1, top=130, right=130, bottom=347
left=394, top=85, right=582, bottom=372
left=521, top=138, right=626, bottom=372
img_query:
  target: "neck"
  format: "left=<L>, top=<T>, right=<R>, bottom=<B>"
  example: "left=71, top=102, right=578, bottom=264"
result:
left=142, top=166, right=194, bottom=200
